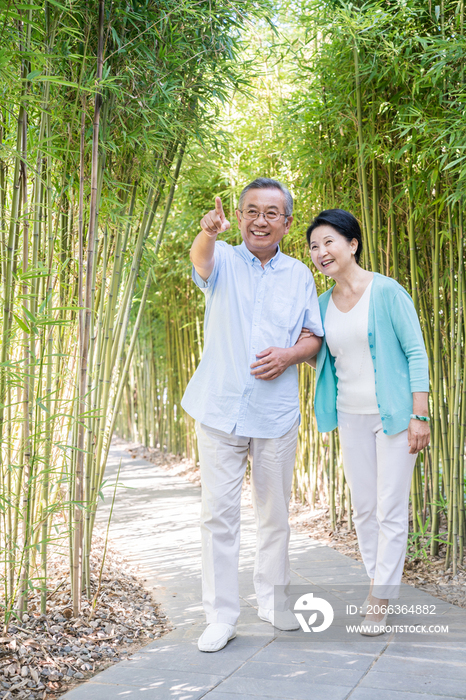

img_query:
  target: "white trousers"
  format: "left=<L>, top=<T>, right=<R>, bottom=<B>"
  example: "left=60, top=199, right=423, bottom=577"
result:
left=195, top=419, right=299, bottom=625
left=338, top=412, right=417, bottom=599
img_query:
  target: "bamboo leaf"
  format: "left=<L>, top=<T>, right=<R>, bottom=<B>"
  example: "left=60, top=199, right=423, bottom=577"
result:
left=13, top=314, right=30, bottom=333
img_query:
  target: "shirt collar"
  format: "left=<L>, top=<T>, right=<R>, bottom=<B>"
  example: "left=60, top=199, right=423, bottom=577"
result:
left=239, top=241, right=281, bottom=269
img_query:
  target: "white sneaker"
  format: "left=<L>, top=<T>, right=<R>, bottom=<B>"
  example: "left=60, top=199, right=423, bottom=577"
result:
left=197, top=623, right=237, bottom=652
left=258, top=607, right=300, bottom=631
left=360, top=611, right=388, bottom=637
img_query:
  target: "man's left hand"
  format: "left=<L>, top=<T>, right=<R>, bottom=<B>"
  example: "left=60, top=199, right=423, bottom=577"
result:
left=250, top=347, right=292, bottom=381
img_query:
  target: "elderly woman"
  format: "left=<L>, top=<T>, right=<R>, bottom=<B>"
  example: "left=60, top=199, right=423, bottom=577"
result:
left=306, top=208, right=430, bottom=635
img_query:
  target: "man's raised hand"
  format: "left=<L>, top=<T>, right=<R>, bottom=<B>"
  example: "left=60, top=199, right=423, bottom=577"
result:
left=200, top=197, right=230, bottom=237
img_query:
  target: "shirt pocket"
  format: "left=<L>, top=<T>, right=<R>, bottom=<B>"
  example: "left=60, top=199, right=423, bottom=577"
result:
left=272, top=292, right=293, bottom=328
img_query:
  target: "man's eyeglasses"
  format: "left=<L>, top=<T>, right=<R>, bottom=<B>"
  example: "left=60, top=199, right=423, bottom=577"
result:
left=239, top=209, right=287, bottom=222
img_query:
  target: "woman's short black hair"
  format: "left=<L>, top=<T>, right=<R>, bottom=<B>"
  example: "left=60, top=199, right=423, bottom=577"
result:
left=306, top=209, right=363, bottom=264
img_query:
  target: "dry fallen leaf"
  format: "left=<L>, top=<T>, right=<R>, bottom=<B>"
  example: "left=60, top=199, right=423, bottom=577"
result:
left=1, top=523, right=168, bottom=700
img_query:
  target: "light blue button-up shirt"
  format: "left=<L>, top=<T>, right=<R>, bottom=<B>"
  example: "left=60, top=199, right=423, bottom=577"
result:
left=181, top=241, right=323, bottom=438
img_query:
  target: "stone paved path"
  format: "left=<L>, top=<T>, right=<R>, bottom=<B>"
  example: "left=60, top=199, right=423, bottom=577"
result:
left=63, top=445, right=466, bottom=700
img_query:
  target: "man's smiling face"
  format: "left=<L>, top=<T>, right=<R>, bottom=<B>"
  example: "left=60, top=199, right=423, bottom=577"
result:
left=236, top=188, right=292, bottom=265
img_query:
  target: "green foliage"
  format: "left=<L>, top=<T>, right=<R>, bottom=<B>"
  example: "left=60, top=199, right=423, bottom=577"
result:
left=407, top=515, right=449, bottom=562
left=0, top=0, right=273, bottom=621
left=126, top=0, right=465, bottom=573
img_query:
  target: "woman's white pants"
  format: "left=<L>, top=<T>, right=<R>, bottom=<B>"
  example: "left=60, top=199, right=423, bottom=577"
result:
left=195, top=420, right=299, bottom=625
left=338, top=412, right=417, bottom=599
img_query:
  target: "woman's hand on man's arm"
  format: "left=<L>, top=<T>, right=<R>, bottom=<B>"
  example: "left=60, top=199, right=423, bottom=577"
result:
left=298, top=328, right=319, bottom=368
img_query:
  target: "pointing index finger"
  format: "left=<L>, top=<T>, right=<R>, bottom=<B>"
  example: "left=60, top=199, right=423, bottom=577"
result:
left=215, top=196, right=225, bottom=221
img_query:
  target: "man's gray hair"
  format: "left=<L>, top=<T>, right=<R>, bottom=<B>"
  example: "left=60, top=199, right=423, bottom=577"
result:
left=238, top=178, right=293, bottom=217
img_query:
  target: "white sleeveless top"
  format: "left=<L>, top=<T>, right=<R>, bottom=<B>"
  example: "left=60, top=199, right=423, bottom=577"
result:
left=324, top=280, right=379, bottom=414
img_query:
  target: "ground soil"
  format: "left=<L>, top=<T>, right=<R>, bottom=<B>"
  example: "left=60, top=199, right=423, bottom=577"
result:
left=0, top=523, right=171, bottom=700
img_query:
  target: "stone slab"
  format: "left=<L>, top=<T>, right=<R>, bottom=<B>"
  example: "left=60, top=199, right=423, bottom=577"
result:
left=349, top=689, right=464, bottom=700
left=372, top=655, right=466, bottom=680
left=79, top=663, right=223, bottom=689
left=215, top=675, right=352, bottom=700
left=205, top=694, right=296, bottom=700
left=384, top=643, right=466, bottom=664
left=232, top=659, right=364, bottom=686
left=360, top=669, right=466, bottom=697
left=122, top=641, right=262, bottom=674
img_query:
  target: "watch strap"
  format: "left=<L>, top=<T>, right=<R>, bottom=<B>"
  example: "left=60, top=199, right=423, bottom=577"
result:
left=410, top=414, right=429, bottom=422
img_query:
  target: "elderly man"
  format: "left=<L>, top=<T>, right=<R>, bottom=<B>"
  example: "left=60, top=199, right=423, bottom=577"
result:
left=182, top=178, right=323, bottom=652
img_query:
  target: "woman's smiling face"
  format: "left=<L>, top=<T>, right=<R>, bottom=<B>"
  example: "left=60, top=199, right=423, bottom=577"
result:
left=309, top=224, right=358, bottom=277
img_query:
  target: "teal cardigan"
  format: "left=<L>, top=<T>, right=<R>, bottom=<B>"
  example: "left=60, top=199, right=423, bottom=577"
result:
left=314, top=273, right=430, bottom=435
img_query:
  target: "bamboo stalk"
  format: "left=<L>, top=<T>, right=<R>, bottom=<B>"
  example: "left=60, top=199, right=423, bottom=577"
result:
left=74, top=0, right=105, bottom=617
left=388, top=161, right=399, bottom=281
left=353, top=40, right=376, bottom=272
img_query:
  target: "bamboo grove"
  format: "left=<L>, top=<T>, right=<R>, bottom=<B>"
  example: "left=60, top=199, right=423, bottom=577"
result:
left=0, top=0, right=274, bottom=624
left=118, top=1, right=466, bottom=573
